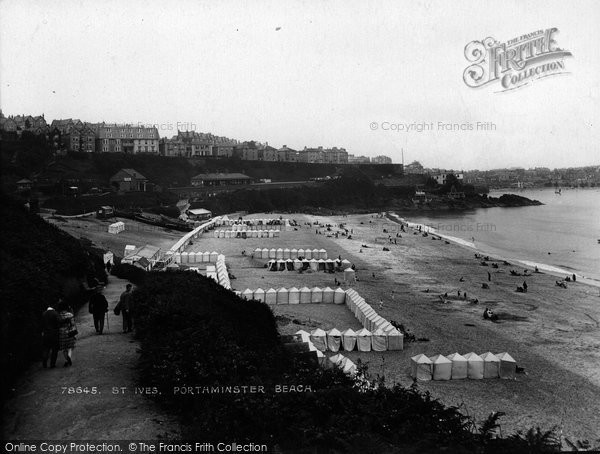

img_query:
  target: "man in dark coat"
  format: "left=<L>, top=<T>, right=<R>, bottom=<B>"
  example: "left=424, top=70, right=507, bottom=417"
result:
left=119, top=283, right=133, bottom=333
left=42, top=301, right=61, bottom=368
left=89, top=286, right=109, bottom=334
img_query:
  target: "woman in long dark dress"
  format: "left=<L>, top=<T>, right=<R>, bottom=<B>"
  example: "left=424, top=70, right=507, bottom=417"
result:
left=57, top=300, right=76, bottom=367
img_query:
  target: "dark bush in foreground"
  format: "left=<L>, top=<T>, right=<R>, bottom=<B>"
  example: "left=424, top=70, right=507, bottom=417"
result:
left=110, top=263, right=148, bottom=286
left=132, top=270, right=560, bottom=453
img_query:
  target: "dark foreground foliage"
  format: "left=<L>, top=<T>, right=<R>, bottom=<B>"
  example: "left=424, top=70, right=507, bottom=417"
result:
left=0, top=194, right=107, bottom=397
left=132, top=270, right=560, bottom=453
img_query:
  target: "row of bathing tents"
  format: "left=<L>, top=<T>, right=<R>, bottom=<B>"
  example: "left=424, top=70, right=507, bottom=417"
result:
left=254, top=247, right=330, bottom=260
left=215, top=254, right=231, bottom=290
left=267, top=259, right=351, bottom=273
left=298, top=327, right=403, bottom=352
left=240, top=287, right=347, bottom=304
left=172, top=251, right=220, bottom=264
left=238, top=287, right=404, bottom=352
left=218, top=218, right=290, bottom=229
left=411, top=352, right=517, bottom=381
left=293, top=331, right=356, bottom=374
left=344, top=289, right=402, bottom=344
left=214, top=230, right=280, bottom=238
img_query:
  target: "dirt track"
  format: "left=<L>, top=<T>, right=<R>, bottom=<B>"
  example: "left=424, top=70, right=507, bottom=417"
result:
left=2, top=277, right=179, bottom=440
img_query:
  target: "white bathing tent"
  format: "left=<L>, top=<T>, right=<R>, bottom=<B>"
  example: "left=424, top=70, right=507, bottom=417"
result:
left=464, top=352, right=484, bottom=379
left=290, top=248, right=298, bottom=259
left=265, top=288, right=277, bottom=304
left=344, top=268, right=356, bottom=283
left=295, top=329, right=311, bottom=343
left=268, top=248, right=277, bottom=259
left=318, top=248, right=327, bottom=259
left=333, top=288, right=346, bottom=304
left=328, top=353, right=344, bottom=369
left=327, top=328, right=342, bottom=352
left=299, top=286, right=311, bottom=304
left=315, top=349, right=327, bottom=367
left=411, top=354, right=433, bottom=381
left=297, top=248, right=305, bottom=258
left=288, top=287, right=300, bottom=304
left=339, top=356, right=357, bottom=375
left=341, top=259, right=351, bottom=269
left=356, top=328, right=372, bottom=352
left=342, top=328, right=357, bottom=351
left=481, top=352, right=500, bottom=379
left=253, top=288, right=265, bottom=303
left=429, top=354, right=452, bottom=380
left=276, top=288, right=289, bottom=304
left=386, top=328, right=404, bottom=351
left=293, top=259, right=303, bottom=270
left=311, top=287, right=323, bottom=303
left=310, top=328, right=327, bottom=352
left=283, top=248, right=291, bottom=259
left=276, top=248, right=284, bottom=259
left=241, top=289, right=253, bottom=300
left=261, top=248, right=269, bottom=259
left=496, top=352, right=517, bottom=379
left=447, top=353, right=468, bottom=380
left=309, top=259, right=318, bottom=271
left=304, top=249, right=312, bottom=259
left=371, top=328, right=388, bottom=352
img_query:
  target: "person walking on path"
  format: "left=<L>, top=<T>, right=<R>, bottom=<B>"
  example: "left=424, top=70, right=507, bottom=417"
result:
left=487, top=271, right=491, bottom=282
left=89, top=285, right=109, bottom=334
left=119, top=283, right=133, bottom=333
left=41, top=301, right=61, bottom=368
left=57, top=300, right=76, bottom=367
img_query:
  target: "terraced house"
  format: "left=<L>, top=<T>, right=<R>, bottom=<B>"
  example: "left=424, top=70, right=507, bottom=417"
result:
left=96, top=123, right=159, bottom=154
left=1, top=111, right=48, bottom=136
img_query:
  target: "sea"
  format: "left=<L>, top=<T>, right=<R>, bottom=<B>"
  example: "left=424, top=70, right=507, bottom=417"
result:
left=392, top=188, right=600, bottom=284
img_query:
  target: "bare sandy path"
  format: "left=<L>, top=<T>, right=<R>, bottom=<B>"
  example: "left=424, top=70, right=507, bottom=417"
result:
left=2, top=277, right=179, bottom=440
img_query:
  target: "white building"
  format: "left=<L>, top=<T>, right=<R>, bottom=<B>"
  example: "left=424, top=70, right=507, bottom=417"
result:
left=432, top=172, right=464, bottom=185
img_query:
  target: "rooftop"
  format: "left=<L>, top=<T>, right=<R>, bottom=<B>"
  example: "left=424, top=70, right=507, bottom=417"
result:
left=192, top=173, right=251, bottom=180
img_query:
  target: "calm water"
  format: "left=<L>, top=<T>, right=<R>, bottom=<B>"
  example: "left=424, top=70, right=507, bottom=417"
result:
left=397, top=188, right=600, bottom=282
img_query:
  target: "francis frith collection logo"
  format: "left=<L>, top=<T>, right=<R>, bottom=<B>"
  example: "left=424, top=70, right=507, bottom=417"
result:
left=463, top=28, right=572, bottom=92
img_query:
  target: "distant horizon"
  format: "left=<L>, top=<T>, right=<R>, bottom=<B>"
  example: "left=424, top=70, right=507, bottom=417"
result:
left=1, top=0, right=598, bottom=170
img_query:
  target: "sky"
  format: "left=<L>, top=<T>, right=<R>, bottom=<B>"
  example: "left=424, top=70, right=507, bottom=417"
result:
left=1, top=0, right=598, bottom=170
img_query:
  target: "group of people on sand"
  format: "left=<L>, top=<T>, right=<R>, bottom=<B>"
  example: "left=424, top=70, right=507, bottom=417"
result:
left=40, top=284, right=134, bottom=369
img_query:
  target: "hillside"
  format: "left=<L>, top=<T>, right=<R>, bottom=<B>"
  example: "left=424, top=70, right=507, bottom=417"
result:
left=0, top=193, right=107, bottom=396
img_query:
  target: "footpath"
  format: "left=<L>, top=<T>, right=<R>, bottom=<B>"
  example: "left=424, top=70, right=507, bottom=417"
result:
left=2, top=277, right=179, bottom=440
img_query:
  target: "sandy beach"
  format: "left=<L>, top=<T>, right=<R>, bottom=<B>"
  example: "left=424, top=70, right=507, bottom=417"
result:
left=47, top=211, right=600, bottom=443
left=189, top=212, right=600, bottom=443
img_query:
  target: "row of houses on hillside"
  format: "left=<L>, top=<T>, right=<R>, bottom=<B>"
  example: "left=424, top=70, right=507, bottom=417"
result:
left=2, top=111, right=393, bottom=164
left=0, top=111, right=48, bottom=135
left=160, top=132, right=353, bottom=164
